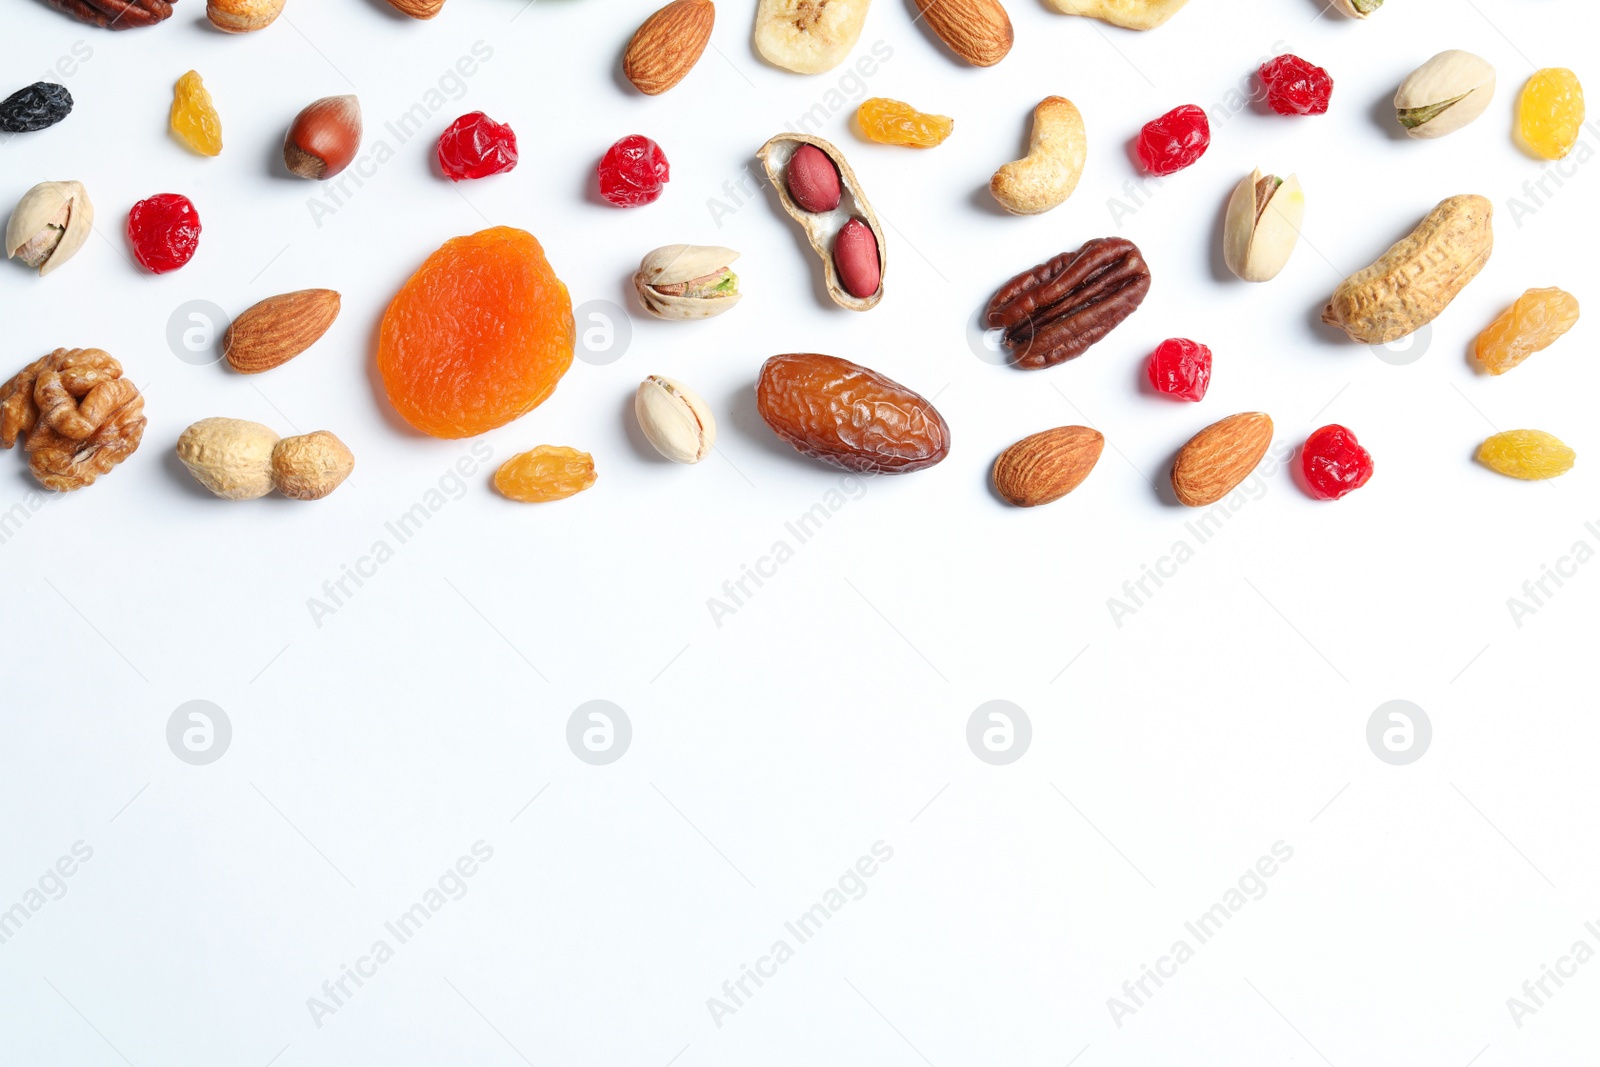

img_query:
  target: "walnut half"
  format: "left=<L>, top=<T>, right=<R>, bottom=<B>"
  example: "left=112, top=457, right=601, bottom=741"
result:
left=0, top=348, right=146, bottom=491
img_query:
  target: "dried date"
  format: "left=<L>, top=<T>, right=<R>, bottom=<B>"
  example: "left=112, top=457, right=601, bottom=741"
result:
left=756, top=353, right=950, bottom=474
left=986, top=237, right=1152, bottom=369
left=0, top=83, right=73, bottom=133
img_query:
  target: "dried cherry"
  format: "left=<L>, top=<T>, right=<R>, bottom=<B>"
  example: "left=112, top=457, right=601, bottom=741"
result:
left=127, top=193, right=200, bottom=274
left=1259, top=55, right=1334, bottom=116
left=1300, top=424, right=1372, bottom=500
left=1136, top=105, right=1210, bottom=175
left=598, top=134, right=670, bottom=207
left=438, top=111, right=519, bottom=181
left=1146, top=338, right=1211, bottom=401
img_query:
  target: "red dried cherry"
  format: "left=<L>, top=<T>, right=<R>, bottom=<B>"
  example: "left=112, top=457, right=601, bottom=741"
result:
left=1258, top=55, right=1333, bottom=116
left=437, top=111, right=518, bottom=181
left=1146, top=338, right=1211, bottom=402
left=1137, top=105, right=1210, bottom=176
left=1301, top=424, right=1373, bottom=500
left=597, top=134, right=669, bottom=207
left=127, top=193, right=200, bottom=274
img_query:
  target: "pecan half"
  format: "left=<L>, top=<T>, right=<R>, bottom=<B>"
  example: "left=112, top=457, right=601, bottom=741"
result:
left=985, top=237, right=1152, bottom=369
left=45, top=0, right=174, bottom=29
left=0, top=348, right=146, bottom=491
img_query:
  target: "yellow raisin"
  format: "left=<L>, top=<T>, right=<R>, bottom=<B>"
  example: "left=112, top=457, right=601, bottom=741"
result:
left=857, top=97, right=953, bottom=148
left=1475, top=287, right=1580, bottom=375
left=493, top=446, right=596, bottom=502
left=1478, top=430, right=1575, bottom=480
left=170, top=70, right=223, bottom=157
left=1517, top=68, right=1584, bottom=160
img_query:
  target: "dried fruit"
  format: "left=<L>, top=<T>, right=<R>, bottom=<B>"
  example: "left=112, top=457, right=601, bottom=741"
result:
left=271, top=431, right=354, bottom=500
left=206, top=0, right=283, bottom=31
left=1474, top=288, right=1580, bottom=375
left=6, top=180, right=93, bottom=277
left=857, top=98, right=953, bottom=147
left=1323, top=195, right=1492, bottom=344
left=1171, top=412, right=1273, bottom=507
left=223, top=289, right=342, bottom=374
left=1042, top=0, right=1187, bottom=29
left=1223, top=169, right=1304, bottom=283
left=754, top=0, right=871, bottom=74
left=127, top=193, right=201, bottom=274
left=494, top=446, right=597, bottom=502
left=758, top=134, right=888, bottom=312
left=0, top=82, right=74, bottom=133
left=1518, top=68, right=1584, bottom=161
left=756, top=353, right=950, bottom=474
left=0, top=348, right=146, bottom=492
left=634, top=245, right=741, bottom=320
left=284, top=95, right=362, bottom=180
left=438, top=112, right=518, bottom=181
left=598, top=135, right=670, bottom=207
left=45, top=0, right=173, bottom=29
left=985, top=238, right=1151, bottom=369
left=990, top=96, right=1086, bottom=215
left=176, top=418, right=279, bottom=499
left=993, top=426, right=1104, bottom=507
left=1259, top=54, right=1333, bottom=116
left=1300, top=425, right=1372, bottom=500
left=912, top=0, right=1013, bottom=67
left=623, top=0, right=715, bottom=95
left=1478, top=430, right=1575, bottom=480
left=378, top=227, right=574, bottom=439
left=170, top=70, right=223, bottom=157
left=635, top=376, right=716, bottom=463
left=1394, top=51, right=1496, bottom=139
left=1146, top=338, right=1210, bottom=401
left=1136, top=105, right=1209, bottom=176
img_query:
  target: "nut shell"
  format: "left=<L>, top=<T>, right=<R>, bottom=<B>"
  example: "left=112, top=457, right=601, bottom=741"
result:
left=5, top=180, right=94, bottom=277
left=635, top=376, right=716, bottom=463
left=271, top=430, right=354, bottom=499
left=1394, top=50, right=1496, bottom=139
left=756, top=134, right=887, bottom=311
left=1223, top=170, right=1304, bottom=283
left=177, top=417, right=280, bottom=500
left=284, top=95, right=362, bottom=181
left=634, top=245, right=741, bottom=320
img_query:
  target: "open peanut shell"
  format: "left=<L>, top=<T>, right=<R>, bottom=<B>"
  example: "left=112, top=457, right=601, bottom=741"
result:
left=757, top=133, right=888, bottom=312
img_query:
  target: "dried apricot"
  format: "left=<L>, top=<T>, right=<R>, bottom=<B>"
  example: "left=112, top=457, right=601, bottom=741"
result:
left=1518, top=68, right=1584, bottom=160
left=170, top=70, right=222, bottom=156
left=857, top=97, right=953, bottom=147
left=1474, top=287, right=1579, bottom=375
left=493, top=446, right=596, bottom=502
left=378, top=227, right=574, bottom=439
left=1478, top=430, right=1575, bottom=480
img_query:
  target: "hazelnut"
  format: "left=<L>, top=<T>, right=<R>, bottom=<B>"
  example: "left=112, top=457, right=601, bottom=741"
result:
left=283, top=95, right=362, bottom=180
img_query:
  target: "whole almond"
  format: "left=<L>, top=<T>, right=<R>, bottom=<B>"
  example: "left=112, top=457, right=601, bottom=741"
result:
left=1171, top=412, right=1273, bottom=507
left=624, top=0, right=715, bottom=95
left=385, top=0, right=444, bottom=17
left=914, top=0, right=1013, bottom=67
left=223, top=289, right=341, bottom=374
left=993, top=425, right=1103, bottom=507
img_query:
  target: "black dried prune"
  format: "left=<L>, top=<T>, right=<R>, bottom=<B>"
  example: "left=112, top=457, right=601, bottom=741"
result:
left=0, top=83, right=74, bottom=134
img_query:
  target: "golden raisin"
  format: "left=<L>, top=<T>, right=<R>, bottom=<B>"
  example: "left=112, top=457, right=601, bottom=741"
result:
left=1517, top=68, right=1584, bottom=160
left=493, top=446, right=596, bottom=502
left=1478, top=430, right=1575, bottom=480
left=1474, top=287, right=1580, bottom=375
left=170, top=70, right=222, bottom=157
left=857, top=97, right=953, bottom=148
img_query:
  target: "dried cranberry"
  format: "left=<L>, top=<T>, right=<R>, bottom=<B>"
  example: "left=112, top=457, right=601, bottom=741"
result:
left=1136, top=105, right=1210, bottom=176
left=437, top=111, right=518, bottom=181
left=1258, top=55, right=1333, bottom=116
left=127, top=193, right=200, bottom=274
left=1146, top=338, right=1211, bottom=402
left=597, top=134, right=670, bottom=207
left=1301, top=424, right=1373, bottom=500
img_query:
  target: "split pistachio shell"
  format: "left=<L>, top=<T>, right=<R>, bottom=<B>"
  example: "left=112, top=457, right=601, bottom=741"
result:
left=635, top=375, right=716, bottom=463
left=5, top=180, right=94, bottom=277
left=1331, top=0, right=1381, bottom=16
left=1394, top=51, right=1496, bottom=139
left=633, top=245, right=742, bottom=320
left=1223, top=170, right=1304, bottom=283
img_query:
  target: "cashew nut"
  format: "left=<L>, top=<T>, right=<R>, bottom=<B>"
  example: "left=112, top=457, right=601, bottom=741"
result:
left=989, top=97, right=1086, bottom=216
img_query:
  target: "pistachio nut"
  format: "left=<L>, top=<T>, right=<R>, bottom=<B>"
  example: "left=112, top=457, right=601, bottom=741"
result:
left=635, top=375, right=715, bottom=463
left=1223, top=169, right=1305, bottom=283
left=633, top=244, right=741, bottom=320
left=1331, top=0, right=1381, bottom=16
left=5, top=180, right=94, bottom=277
left=1394, top=50, right=1496, bottom=139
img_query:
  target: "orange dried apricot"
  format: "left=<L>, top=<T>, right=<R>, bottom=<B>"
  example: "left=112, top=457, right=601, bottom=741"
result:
left=378, top=226, right=574, bottom=439
left=493, top=446, right=596, bottom=502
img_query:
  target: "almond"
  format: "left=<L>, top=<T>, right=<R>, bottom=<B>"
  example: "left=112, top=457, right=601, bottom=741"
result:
left=384, top=0, right=444, bottom=17
left=223, top=289, right=341, bottom=375
left=624, top=0, right=715, bottom=96
left=914, top=0, right=1014, bottom=67
left=993, top=425, right=1104, bottom=507
left=1171, top=412, right=1273, bottom=507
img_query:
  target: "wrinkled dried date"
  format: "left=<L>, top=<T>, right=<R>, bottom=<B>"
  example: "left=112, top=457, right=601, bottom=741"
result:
left=756, top=353, right=950, bottom=473
left=45, top=0, right=173, bottom=28
left=0, top=83, right=74, bottom=133
left=986, top=237, right=1151, bottom=369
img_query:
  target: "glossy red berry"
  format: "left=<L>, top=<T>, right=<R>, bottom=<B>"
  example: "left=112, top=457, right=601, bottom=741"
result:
left=1301, top=424, right=1373, bottom=500
left=1146, top=338, right=1211, bottom=402
left=127, top=193, right=200, bottom=274
left=1258, top=55, right=1334, bottom=116
left=598, top=134, right=670, bottom=207
left=1136, top=105, right=1211, bottom=175
left=437, top=111, right=518, bottom=181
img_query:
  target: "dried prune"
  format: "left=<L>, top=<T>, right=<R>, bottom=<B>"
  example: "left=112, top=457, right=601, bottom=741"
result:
left=0, top=82, right=73, bottom=133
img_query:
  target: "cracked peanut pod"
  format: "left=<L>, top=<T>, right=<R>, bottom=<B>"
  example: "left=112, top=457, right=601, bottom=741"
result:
left=1322, top=195, right=1493, bottom=345
left=990, top=97, right=1086, bottom=215
left=757, top=134, right=887, bottom=311
left=754, top=0, right=871, bottom=74
left=1042, top=0, right=1187, bottom=29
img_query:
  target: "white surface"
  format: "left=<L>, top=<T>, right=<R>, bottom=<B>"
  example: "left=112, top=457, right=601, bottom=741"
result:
left=1, top=0, right=1597, bottom=1064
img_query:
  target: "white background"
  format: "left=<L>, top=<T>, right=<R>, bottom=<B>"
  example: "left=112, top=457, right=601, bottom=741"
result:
left=2, top=0, right=1597, bottom=1063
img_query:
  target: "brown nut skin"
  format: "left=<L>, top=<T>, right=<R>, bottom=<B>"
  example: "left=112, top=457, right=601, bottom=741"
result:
left=914, top=0, right=1013, bottom=66
left=1171, top=412, right=1273, bottom=507
left=623, top=0, right=716, bottom=95
left=46, top=0, right=172, bottom=29
left=833, top=218, right=880, bottom=299
left=786, top=144, right=842, bottom=213
left=283, top=95, right=362, bottom=181
left=986, top=237, right=1151, bottom=369
left=993, top=425, right=1103, bottom=506
left=271, top=430, right=354, bottom=500
left=756, top=353, right=950, bottom=474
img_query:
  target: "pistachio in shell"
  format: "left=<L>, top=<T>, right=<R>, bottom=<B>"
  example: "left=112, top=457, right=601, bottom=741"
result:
left=633, top=245, right=742, bottom=320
